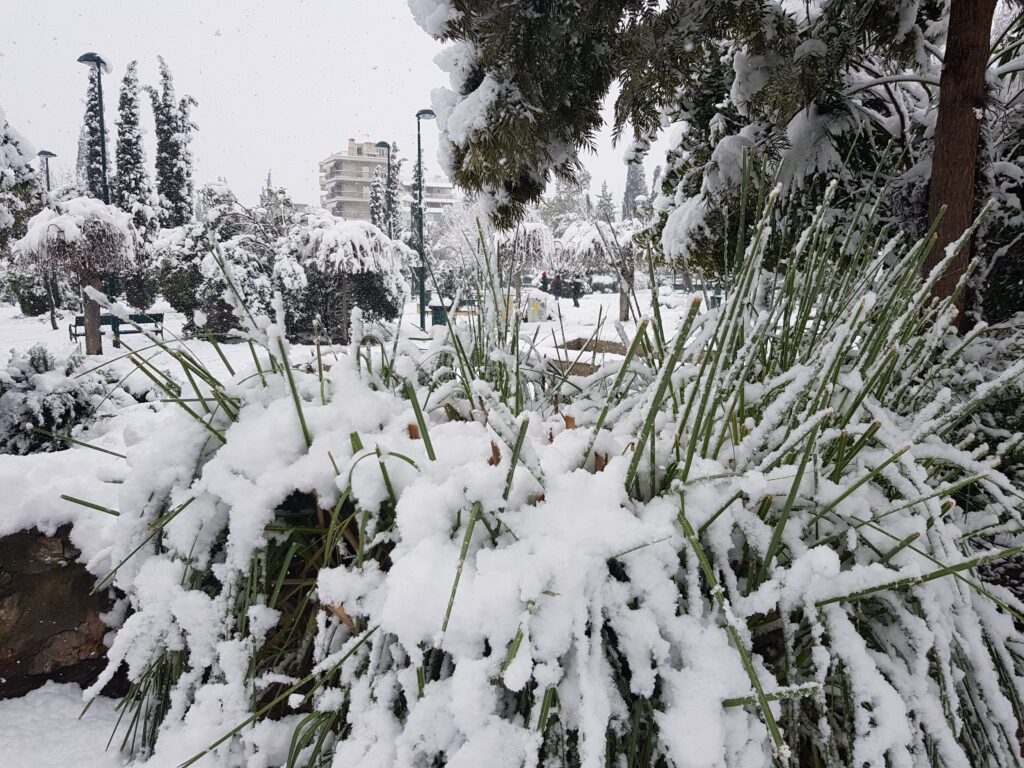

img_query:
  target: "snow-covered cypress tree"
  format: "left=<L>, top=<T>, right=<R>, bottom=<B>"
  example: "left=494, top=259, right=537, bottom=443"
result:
left=112, top=61, right=155, bottom=236
left=410, top=155, right=425, bottom=252
left=81, top=66, right=109, bottom=202
left=595, top=180, right=615, bottom=222
left=385, top=142, right=403, bottom=239
left=621, top=163, right=646, bottom=220
left=369, top=166, right=386, bottom=230
left=148, top=57, right=196, bottom=228
left=75, top=125, right=89, bottom=188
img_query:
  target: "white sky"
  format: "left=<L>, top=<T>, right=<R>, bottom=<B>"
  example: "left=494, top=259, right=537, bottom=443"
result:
left=1, top=0, right=665, bottom=212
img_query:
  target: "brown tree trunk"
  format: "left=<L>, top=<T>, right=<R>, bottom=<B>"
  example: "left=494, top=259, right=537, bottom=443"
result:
left=45, top=270, right=58, bottom=331
left=83, top=273, right=103, bottom=355
left=925, top=0, right=996, bottom=327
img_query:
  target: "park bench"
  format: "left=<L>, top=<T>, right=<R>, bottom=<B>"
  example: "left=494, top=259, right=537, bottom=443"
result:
left=69, top=313, right=165, bottom=349
left=429, top=298, right=478, bottom=326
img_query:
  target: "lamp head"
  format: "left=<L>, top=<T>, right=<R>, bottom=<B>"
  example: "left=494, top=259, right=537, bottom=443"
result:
left=77, top=52, right=110, bottom=72
left=416, top=109, right=436, bottom=121
left=374, top=141, right=391, bottom=152
left=37, top=150, right=57, bottom=159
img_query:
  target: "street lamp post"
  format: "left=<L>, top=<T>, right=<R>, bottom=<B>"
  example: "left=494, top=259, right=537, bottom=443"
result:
left=415, top=108, right=435, bottom=330
left=37, top=150, right=56, bottom=192
left=374, top=140, right=392, bottom=236
left=77, top=52, right=110, bottom=204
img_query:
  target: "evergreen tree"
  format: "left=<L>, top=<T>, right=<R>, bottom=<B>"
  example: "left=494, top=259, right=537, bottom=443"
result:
left=410, top=155, right=425, bottom=252
left=369, top=166, right=386, bottom=230
left=0, top=104, right=43, bottom=253
left=148, top=57, right=196, bottom=228
left=258, top=172, right=296, bottom=237
left=595, top=181, right=615, bottom=222
left=384, top=142, right=403, bottom=239
left=112, top=61, right=154, bottom=236
left=81, top=66, right=109, bottom=202
left=621, top=163, right=646, bottom=220
left=539, top=169, right=591, bottom=238
left=75, top=125, right=89, bottom=188
left=412, top=1, right=949, bottom=233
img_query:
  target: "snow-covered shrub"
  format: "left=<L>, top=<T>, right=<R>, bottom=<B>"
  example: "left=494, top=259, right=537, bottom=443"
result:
left=427, top=200, right=494, bottom=298
left=0, top=344, right=137, bottom=455
left=76, top=185, right=1024, bottom=767
left=279, top=210, right=414, bottom=342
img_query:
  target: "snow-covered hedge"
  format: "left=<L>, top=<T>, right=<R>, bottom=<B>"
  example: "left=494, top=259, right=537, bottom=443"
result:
left=67, top=186, right=1024, bottom=768
left=0, top=344, right=140, bottom=455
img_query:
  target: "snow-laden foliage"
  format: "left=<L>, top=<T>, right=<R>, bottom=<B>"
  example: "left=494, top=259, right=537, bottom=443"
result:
left=279, top=209, right=415, bottom=340
left=426, top=199, right=494, bottom=297
left=148, top=56, right=196, bottom=229
left=154, top=184, right=412, bottom=340
left=113, top=61, right=158, bottom=239
left=80, top=64, right=110, bottom=202
left=17, top=196, right=137, bottom=278
left=0, top=102, right=42, bottom=253
left=492, top=219, right=554, bottom=280
left=0, top=344, right=138, bottom=455
left=73, top=188, right=1024, bottom=768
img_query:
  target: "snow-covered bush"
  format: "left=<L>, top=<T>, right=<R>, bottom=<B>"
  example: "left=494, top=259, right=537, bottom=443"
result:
left=427, top=200, right=494, bottom=298
left=72, top=181, right=1024, bottom=768
left=0, top=344, right=138, bottom=455
left=278, top=210, right=414, bottom=342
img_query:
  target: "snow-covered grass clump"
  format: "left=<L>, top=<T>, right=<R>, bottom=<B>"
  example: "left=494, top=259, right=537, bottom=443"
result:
left=74, top=190, right=1024, bottom=768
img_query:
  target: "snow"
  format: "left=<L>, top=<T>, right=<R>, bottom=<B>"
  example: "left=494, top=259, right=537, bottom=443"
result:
left=0, top=683, right=126, bottom=768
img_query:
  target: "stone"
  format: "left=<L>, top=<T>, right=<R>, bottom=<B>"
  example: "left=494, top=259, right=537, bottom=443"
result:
left=0, top=526, right=112, bottom=699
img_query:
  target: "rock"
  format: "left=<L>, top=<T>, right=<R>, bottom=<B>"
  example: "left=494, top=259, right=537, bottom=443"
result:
left=0, top=526, right=112, bottom=699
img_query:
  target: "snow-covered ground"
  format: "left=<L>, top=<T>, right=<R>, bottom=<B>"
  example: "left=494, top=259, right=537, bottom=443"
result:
left=0, top=683, right=125, bottom=768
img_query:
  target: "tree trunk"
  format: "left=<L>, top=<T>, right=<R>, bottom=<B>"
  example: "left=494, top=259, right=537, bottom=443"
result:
left=45, top=270, right=58, bottom=331
left=84, top=273, right=103, bottom=355
left=619, top=283, right=630, bottom=322
left=339, top=274, right=352, bottom=345
left=925, top=0, right=996, bottom=327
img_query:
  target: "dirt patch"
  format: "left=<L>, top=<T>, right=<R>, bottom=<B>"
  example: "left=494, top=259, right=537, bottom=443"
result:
left=560, top=337, right=628, bottom=355
left=549, top=358, right=599, bottom=376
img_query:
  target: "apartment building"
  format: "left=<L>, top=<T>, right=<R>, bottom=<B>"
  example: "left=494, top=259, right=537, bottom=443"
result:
left=402, top=175, right=459, bottom=228
left=318, top=139, right=388, bottom=220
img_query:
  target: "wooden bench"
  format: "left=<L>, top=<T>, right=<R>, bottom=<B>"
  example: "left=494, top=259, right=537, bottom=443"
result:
left=69, top=313, right=165, bottom=349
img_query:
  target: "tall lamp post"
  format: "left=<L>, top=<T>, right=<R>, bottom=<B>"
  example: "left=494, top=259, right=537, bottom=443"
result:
left=77, top=52, right=110, bottom=204
left=415, top=108, right=435, bottom=330
left=37, top=150, right=56, bottom=192
left=374, top=140, right=392, bottom=236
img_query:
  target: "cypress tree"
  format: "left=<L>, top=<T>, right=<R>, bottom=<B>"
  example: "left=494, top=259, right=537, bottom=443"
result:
left=621, top=163, right=646, bottom=220
left=384, top=142, right=403, bottom=239
left=410, top=155, right=425, bottom=251
left=148, top=57, right=196, bottom=228
left=81, top=66, right=109, bottom=202
left=595, top=181, right=615, bottom=222
left=369, top=167, right=386, bottom=230
left=112, top=61, right=154, bottom=235
left=75, top=125, right=89, bottom=188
